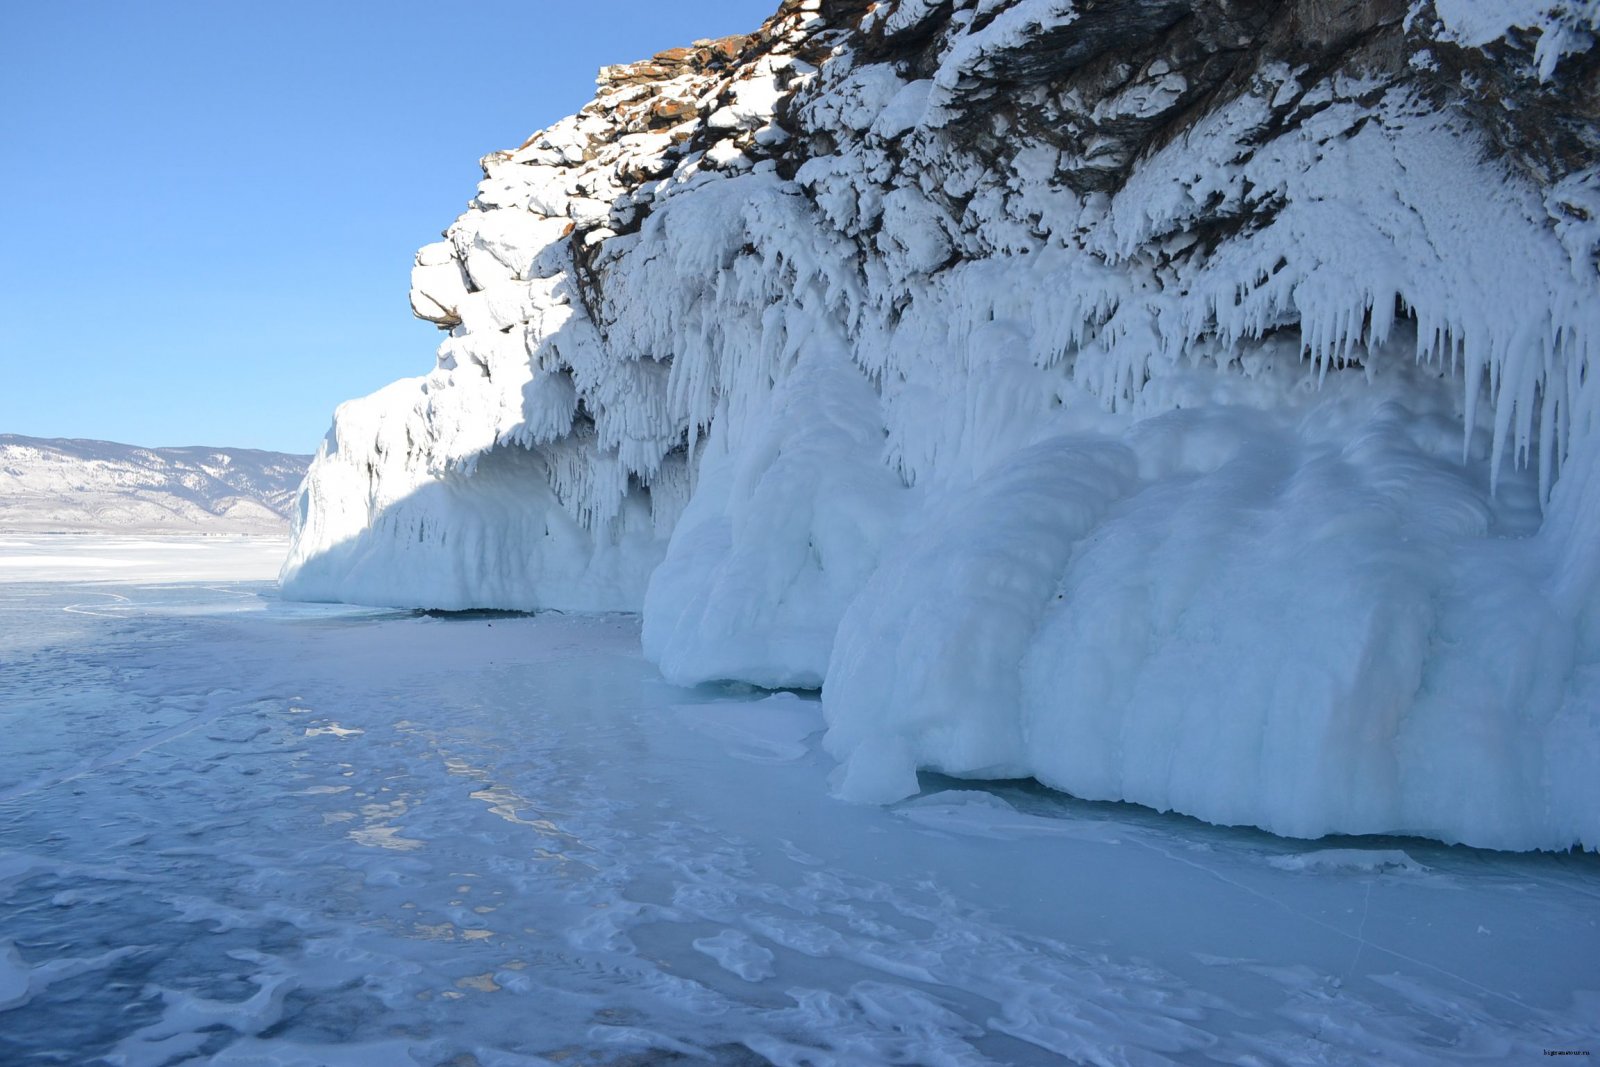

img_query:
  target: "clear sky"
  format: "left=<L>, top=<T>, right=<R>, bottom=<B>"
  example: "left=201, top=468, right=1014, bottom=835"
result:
left=0, top=1, right=777, bottom=454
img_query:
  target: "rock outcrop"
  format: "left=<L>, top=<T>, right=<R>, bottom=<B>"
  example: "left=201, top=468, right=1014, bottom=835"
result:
left=284, top=0, right=1600, bottom=850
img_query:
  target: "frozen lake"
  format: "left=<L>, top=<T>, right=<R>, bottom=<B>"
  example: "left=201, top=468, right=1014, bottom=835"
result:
left=0, top=538, right=1596, bottom=1065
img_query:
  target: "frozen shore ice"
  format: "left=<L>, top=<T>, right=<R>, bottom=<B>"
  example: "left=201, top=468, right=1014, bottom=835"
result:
left=1, top=568, right=1596, bottom=1062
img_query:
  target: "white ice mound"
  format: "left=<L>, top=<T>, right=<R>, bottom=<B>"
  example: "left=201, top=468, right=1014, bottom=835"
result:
left=284, top=2, right=1600, bottom=850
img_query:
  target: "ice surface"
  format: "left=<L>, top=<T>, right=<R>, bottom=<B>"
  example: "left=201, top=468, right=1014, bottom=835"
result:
left=672, top=693, right=819, bottom=764
left=0, top=536, right=289, bottom=584
left=0, top=944, right=27, bottom=1012
left=2, top=562, right=1598, bottom=1063
left=895, top=790, right=1128, bottom=843
left=282, top=2, right=1600, bottom=850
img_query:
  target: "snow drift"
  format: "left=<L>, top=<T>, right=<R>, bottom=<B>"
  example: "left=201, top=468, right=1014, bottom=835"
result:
left=283, top=0, right=1600, bottom=850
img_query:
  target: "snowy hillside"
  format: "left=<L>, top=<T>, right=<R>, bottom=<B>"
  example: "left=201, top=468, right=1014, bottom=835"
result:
left=284, top=0, right=1600, bottom=851
left=0, top=435, right=309, bottom=534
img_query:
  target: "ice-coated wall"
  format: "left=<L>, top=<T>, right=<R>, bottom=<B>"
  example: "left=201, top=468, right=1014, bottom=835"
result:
left=283, top=0, right=1600, bottom=850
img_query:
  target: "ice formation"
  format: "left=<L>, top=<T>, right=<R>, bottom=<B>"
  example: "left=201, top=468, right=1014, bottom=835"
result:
left=284, top=0, right=1600, bottom=850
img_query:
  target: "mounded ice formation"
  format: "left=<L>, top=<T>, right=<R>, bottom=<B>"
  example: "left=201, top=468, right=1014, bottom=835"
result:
left=283, top=0, right=1600, bottom=851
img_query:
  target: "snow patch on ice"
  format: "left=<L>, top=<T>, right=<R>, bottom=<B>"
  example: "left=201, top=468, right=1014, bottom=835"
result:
left=692, top=929, right=778, bottom=982
left=672, top=693, right=820, bottom=764
left=1267, top=849, right=1427, bottom=875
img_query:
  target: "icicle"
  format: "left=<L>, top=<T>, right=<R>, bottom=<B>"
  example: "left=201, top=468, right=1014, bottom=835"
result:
left=1540, top=382, right=1558, bottom=504
left=1463, top=334, right=1484, bottom=468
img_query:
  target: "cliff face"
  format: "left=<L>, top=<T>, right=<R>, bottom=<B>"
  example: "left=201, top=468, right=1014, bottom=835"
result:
left=284, top=0, right=1600, bottom=850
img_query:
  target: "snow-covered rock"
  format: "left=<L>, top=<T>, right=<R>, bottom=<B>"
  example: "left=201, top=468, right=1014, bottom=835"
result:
left=0, top=435, right=308, bottom=535
left=284, top=0, right=1600, bottom=851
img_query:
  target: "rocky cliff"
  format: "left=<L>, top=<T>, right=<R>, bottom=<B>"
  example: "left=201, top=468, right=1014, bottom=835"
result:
left=283, top=0, right=1600, bottom=850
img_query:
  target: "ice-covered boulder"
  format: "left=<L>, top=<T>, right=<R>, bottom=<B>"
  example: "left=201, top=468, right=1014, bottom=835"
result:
left=283, top=0, right=1600, bottom=850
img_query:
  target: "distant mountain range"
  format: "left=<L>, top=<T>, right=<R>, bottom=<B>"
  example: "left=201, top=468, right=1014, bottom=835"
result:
left=0, top=435, right=310, bottom=535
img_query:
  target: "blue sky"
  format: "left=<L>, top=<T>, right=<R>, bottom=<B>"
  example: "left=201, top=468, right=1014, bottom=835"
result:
left=0, top=1, right=776, bottom=453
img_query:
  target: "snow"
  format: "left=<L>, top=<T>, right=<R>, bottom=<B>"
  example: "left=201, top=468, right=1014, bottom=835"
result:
left=1267, top=849, right=1426, bottom=874
left=1426, top=0, right=1600, bottom=80
left=3, top=552, right=1598, bottom=1063
left=926, top=0, right=1083, bottom=118
left=673, top=693, right=817, bottom=763
left=283, top=3, right=1600, bottom=852
left=693, top=929, right=779, bottom=982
